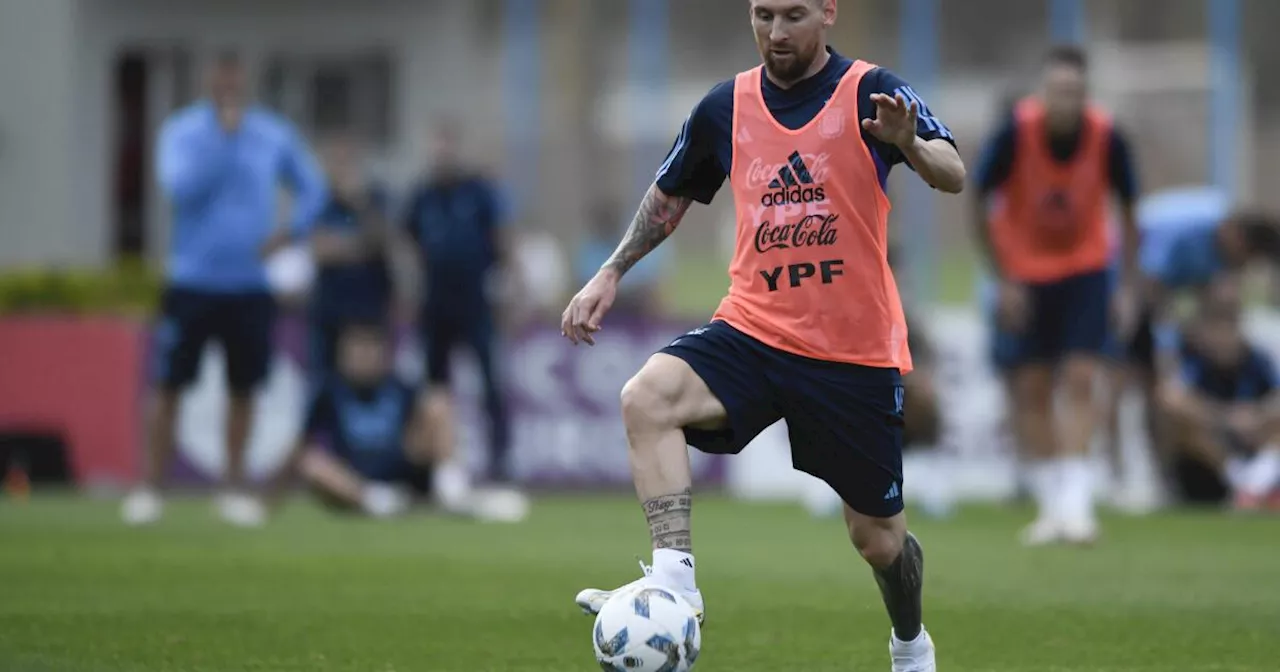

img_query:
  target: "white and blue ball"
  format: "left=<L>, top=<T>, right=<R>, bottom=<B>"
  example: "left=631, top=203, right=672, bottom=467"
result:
left=592, top=585, right=701, bottom=672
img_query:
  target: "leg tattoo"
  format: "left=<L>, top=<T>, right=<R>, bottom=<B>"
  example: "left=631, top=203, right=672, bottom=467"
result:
left=643, top=488, right=692, bottom=552
left=873, top=531, right=924, bottom=641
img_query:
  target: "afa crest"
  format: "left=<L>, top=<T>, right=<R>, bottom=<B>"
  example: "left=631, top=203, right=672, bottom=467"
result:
left=818, top=107, right=846, bottom=139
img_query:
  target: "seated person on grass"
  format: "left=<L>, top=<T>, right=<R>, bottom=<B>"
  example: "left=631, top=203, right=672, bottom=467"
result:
left=288, top=321, right=471, bottom=517
left=1159, top=281, right=1280, bottom=510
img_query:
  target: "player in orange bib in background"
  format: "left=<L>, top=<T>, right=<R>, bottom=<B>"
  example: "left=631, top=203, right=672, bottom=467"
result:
left=973, top=46, right=1141, bottom=546
left=560, top=2, right=965, bottom=669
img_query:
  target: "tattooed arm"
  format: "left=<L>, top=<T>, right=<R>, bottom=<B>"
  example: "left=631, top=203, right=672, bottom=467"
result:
left=562, top=184, right=693, bottom=345
left=602, top=184, right=693, bottom=278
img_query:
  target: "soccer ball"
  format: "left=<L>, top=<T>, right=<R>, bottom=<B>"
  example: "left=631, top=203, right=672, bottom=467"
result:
left=592, top=585, right=702, bottom=671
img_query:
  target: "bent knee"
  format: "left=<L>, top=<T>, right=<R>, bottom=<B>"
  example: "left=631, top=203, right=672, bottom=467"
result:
left=621, top=369, right=680, bottom=432
left=621, top=354, right=724, bottom=432
left=845, top=512, right=906, bottom=569
left=1061, top=357, right=1100, bottom=399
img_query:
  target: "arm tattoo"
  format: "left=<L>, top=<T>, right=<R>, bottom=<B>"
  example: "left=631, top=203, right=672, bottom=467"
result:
left=603, top=186, right=692, bottom=276
left=642, top=487, right=693, bottom=552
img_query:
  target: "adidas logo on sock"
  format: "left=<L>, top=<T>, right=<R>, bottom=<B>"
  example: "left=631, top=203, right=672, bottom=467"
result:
left=679, top=558, right=694, bottom=569
left=884, top=482, right=901, bottom=500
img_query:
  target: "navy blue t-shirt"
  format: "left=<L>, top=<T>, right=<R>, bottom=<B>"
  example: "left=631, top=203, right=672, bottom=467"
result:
left=655, top=48, right=955, bottom=204
left=312, top=191, right=393, bottom=322
left=304, top=376, right=418, bottom=481
left=974, top=113, right=1138, bottom=202
left=1180, top=342, right=1278, bottom=403
left=403, top=174, right=504, bottom=301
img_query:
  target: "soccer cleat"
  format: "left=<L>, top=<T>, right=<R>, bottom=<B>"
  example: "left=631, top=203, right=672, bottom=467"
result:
left=1061, top=517, right=1099, bottom=546
left=1019, top=517, right=1063, bottom=547
left=215, top=492, right=266, bottom=528
left=121, top=488, right=163, bottom=526
left=575, top=560, right=705, bottom=626
left=890, top=628, right=937, bottom=672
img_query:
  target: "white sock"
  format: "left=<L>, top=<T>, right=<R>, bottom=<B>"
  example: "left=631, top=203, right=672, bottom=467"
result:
left=1026, top=459, right=1060, bottom=521
left=433, top=459, right=471, bottom=509
left=652, top=548, right=697, bottom=594
left=1059, top=455, right=1096, bottom=524
left=1238, top=448, right=1280, bottom=497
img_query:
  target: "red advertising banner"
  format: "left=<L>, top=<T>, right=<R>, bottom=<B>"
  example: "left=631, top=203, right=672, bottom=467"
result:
left=0, top=317, right=145, bottom=486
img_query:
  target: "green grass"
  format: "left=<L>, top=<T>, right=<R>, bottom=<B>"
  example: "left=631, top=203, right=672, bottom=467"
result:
left=2, top=496, right=1278, bottom=671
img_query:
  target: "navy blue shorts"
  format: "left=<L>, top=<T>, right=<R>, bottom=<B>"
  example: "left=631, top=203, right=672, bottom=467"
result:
left=662, top=321, right=906, bottom=518
left=421, top=300, right=495, bottom=384
left=991, top=269, right=1112, bottom=370
left=153, top=287, right=276, bottom=393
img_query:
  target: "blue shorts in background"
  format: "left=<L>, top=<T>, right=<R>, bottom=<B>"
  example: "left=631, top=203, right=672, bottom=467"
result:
left=990, top=268, right=1113, bottom=370
left=152, top=286, right=276, bottom=393
left=661, top=320, right=906, bottom=518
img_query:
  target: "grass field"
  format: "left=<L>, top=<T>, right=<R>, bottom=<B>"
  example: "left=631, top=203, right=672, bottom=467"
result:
left=2, top=495, right=1278, bottom=672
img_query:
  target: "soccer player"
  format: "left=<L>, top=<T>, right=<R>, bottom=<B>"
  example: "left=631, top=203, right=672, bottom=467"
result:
left=403, top=120, right=517, bottom=487
left=122, top=52, right=327, bottom=527
left=1159, top=281, right=1280, bottom=510
left=309, top=135, right=396, bottom=384
left=562, top=2, right=964, bottom=669
left=283, top=322, right=470, bottom=517
left=972, top=46, right=1140, bottom=545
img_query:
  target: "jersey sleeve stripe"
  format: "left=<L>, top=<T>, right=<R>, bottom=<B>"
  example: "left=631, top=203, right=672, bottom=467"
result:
left=655, top=115, right=692, bottom=180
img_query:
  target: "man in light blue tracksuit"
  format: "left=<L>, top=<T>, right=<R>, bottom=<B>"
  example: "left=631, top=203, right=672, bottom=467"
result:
left=122, top=52, right=327, bottom=527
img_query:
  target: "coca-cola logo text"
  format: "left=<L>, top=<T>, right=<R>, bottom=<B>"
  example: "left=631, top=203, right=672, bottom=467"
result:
left=754, top=214, right=840, bottom=253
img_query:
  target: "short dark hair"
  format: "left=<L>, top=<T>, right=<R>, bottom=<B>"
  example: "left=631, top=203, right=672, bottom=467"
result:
left=1234, top=211, right=1280, bottom=260
left=1044, top=44, right=1088, bottom=72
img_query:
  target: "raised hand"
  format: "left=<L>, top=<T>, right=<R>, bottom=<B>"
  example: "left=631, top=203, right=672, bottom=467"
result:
left=862, top=93, right=919, bottom=148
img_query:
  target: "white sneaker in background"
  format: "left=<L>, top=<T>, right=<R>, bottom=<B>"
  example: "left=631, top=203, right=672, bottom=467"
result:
left=1060, top=515, right=1100, bottom=546
left=216, top=492, right=266, bottom=528
left=361, top=484, right=411, bottom=518
left=121, top=488, right=164, bottom=526
left=890, top=628, right=937, bottom=672
left=468, top=486, right=531, bottom=523
left=1019, top=516, right=1063, bottom=547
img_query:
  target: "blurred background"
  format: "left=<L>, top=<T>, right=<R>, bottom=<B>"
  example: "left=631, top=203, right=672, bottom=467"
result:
left=3, top=1, right=1280, bottom=670
left=2, top=0, right=1277, bottom=503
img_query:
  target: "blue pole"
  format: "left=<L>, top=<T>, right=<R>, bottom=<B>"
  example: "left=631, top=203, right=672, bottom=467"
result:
left=502, top=0, right=541, bottom=220
left=1048, top=0, right=1087, bottom=44
left=628, top=0, right=669, bottom=205
left=899, top=0, right=938, bottom=304
left=1208, top=0, right=1240, bottom=193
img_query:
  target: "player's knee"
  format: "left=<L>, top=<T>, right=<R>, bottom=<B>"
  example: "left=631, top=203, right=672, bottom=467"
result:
left=620, top=370, right=679, bottom=433
left=849, top=522, right=905, bottom=570
left=1061, top=357, right=1098, bottom=401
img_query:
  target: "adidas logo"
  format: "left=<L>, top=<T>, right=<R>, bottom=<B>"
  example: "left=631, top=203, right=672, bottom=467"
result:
left=883, top=482, right=901, bottom=501
left=762, top=151, right=826, bottom=207
left=679, top=558, right=694, bottom=569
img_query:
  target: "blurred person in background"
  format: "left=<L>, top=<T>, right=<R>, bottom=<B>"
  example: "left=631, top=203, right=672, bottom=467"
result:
left=275, top=322, right=470, bottom=518
left=122, top=51, right=327, bottom=527
left=972, top=45, right=1140, bottom=545
left=562, top=0, right=965, bottom=666
left=1159, top=280, right=1280, bottom=511
left=1127, top=187, right=1280, bottom=472
left=308, top=134, right=397, bottom=385
left=403, top=119, right=527, bottom=515
left=575, top=201, right=669, bottom=317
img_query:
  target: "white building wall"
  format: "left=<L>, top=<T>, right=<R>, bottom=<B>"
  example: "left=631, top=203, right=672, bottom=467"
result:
left=0, top=0, right=93, bottom=267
